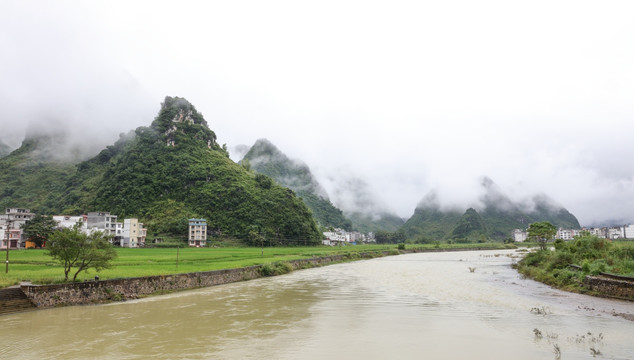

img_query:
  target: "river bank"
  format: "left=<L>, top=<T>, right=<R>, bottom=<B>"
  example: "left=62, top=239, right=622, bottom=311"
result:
left=3, top=249, right=633, bottom=360
left=514, top=237, right=634, bottom=302
left=1, top=246, right=509, bottom=314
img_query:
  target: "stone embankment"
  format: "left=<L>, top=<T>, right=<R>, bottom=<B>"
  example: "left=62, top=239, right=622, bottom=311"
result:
left=584, top=275, right=634, bottom=300
left=8, top=253, right=359, bottom=311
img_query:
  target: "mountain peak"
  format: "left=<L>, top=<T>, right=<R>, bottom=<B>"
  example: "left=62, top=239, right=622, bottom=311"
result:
left=151, top=96, right=216, bottom=149
left=248, top=138, right=283, bottom=159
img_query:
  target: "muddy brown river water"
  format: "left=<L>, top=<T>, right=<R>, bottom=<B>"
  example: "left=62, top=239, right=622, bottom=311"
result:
left=1, top=249, right=632, bottom=359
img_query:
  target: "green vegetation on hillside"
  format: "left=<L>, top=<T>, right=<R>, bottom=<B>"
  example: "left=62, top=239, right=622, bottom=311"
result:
left=0, top=140, right=11, bottom=158
left=401, top=204, right=462, bottom=241
left=0, top=136, right=75, bottom=213
left=516, top=235, right=634, bottom=295
left=242, top=138, right=352, bottom=230
left=449, top=208, right=487, bottom=241
left=346, top=212, right=405, bottom=233
left=1, top=97, right=322, bottom=244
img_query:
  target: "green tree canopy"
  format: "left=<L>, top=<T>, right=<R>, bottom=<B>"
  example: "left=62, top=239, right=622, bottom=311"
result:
left=527, top=221, right=557, bottom=250
left=20, top=215, right=58, bottom=248
left=47, top=225, right=117, bottom=281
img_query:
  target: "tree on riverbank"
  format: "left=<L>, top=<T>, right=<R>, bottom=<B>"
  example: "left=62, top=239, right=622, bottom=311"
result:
left=528, top=221, right=557, bottom=250
left=47, top=225, right=117, bottom=281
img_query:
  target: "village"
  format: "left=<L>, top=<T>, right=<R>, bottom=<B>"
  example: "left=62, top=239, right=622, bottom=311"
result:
left=0, top=207, right=204, bottom=249
left=3, top=206, right=633, bottom=250
left=0, top=207, right=373, bottom=249
left=512, top=224, right=634, bottom=242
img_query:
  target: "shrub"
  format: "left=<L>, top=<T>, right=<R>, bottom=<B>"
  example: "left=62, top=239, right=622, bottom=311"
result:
left=259, top=262, right=293, bottom=277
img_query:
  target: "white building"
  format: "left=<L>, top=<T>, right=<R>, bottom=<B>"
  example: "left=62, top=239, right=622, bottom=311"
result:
left=323, top=229, right=348, bottom=246
left=623, top=224, right=634, bottom=239
left=0, top=224, right=5, bottom=250
left=555, top=228, right=582, bottom=240
left=512, top=229, right=527, bottom=242
left=53, top=215, right=87, bottom=229
left=607, top=227, right=623, bottom=240
left=586, top=227, right=607, bottom=238
left=87, top=212, right=119, bottom=236
left=122, top=218, right=147, bottom=248
left=0, top=208, right=34, bottom=248
left=188, top=219, right=207, bottom=247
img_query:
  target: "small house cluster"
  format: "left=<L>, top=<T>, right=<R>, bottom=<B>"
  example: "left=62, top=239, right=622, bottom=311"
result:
left=0, top=207, right=210, bottom=249
left=0, top=208, right=148, bottom=250
left=513, top=224, right=634, bottom=242
left=322, top=228, right=374, bottom=246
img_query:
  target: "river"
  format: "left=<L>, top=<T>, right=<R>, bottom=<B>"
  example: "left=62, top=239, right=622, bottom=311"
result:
left=1, top=249, right=632, bottom=359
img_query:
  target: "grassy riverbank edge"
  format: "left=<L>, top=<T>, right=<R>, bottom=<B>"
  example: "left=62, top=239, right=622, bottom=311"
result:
left=514, top=238, right=634, bottom=301
left=0, top=244, right=517, bottom=313
left=1, top=243, right=516, bottom=289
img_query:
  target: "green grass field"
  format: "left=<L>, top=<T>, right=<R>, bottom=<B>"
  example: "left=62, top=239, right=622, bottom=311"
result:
left=0, top=243, right=513, bottom=288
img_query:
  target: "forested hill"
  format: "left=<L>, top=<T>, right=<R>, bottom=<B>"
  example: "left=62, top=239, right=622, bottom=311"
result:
left=0, top=135, right=75, bottom=213
left=1, top=97, right=322, bottom=244
left=0, top=140, right=11, bottom=158
left=242, top=138, right=352, bottom=230
left=401, top=178, right=581, bottom=242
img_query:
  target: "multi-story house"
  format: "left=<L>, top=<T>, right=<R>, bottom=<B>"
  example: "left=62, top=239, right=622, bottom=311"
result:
left=86, top=212, right=122, bottom=244
left=122, top=218, right=147, bottom=248
left=0, top=208, right=34, bottom=248
left=0, top=224, right=9, bottom=250
left=1, top=208, right=34, bottom=223
left=512, top=229, right=528, bottom=242
left=555, top=228, right=582, bottom=240
left=53, top=215, right=87, bottom=229
left=188, top=219, right=207, bottom=247
left=607, top=227, right=623, bottom=239
left=323, top=229, right=348, bottom=246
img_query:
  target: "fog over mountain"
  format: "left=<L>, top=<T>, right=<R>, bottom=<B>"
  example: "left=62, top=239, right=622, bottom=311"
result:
left=2, top=1, right=634, bottom=226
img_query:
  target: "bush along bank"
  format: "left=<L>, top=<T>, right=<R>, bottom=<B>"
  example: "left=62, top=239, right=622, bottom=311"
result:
left=515, top=234, right=634, bottom=300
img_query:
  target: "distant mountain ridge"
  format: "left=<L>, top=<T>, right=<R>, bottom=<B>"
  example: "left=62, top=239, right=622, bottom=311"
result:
left=401, top=177, right=581, bottom=242
left=242, top=138, right=352, bottom=230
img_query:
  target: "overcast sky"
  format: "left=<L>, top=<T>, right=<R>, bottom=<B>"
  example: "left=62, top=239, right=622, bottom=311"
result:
left=2, top=0, right=634, bottom=226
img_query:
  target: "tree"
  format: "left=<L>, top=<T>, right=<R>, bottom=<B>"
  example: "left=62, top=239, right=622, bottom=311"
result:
left=527, top=221, right=557, bottom=251
left=20, top=215, right=58, bottom=248
left=374, top=230, right=392, bottom=244
left=47, top=225, right=117, bottom=281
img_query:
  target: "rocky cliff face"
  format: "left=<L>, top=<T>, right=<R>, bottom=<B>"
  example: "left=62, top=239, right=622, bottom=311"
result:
left=153, top=96, right=217, bottom=149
